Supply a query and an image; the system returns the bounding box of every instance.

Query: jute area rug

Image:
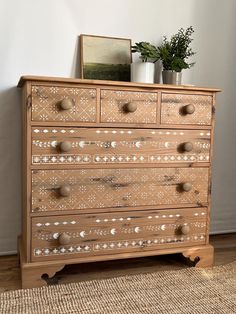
[0,262,235,314]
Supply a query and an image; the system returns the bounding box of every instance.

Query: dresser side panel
[21,82,32,262]
[206,92,217,243]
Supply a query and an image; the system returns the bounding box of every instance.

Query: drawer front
[32,127,211,165]
[31,167,209,212]
[31,85,97,122]
[100,89,158,124]
[31,207,207,261]
[161,93,213,125]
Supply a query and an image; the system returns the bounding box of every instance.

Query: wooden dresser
[18,76,220,288]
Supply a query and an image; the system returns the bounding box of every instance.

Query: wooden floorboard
[0,233,235,292]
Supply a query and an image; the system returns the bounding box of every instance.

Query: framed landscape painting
[80,35,132,81]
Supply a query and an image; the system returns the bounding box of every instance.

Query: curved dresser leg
[21,264,65,289]
[182,244,214,268]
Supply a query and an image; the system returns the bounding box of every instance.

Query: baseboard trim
[0,250,17,256]
[210,229,236,235]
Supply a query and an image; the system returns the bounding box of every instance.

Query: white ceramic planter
[131,62,155,84]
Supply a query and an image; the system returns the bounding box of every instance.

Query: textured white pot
[131,62,155,83]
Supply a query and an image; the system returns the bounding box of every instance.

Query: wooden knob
[180,225,190,235]
[59,185,71,197]
[60,99,73,110]
[183,104,195,114]
[59,141,72,152]
[123,102,137,113]
[182,142,193,152]
[58,232,71,245]
[182,182,192,192]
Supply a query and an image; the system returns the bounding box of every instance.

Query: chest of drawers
[18,76,220,288]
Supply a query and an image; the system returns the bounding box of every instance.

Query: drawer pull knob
[60,98,73,110]
[58,232,71,245]
[183,104,195,114]
[59,185,71,197]
[123,102,137,113]
[181,182,192,192]
[59,141,72,152]
[182,142,193,152]
[180,225,190,235]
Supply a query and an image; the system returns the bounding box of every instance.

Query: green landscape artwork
[80,35,131,81]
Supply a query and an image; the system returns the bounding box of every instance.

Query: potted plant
[157,26,195,85]
[131,42,159,83]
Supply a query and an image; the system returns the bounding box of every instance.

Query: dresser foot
[182,244,214,268]
[21,263,65,289]
[18,238,65,289]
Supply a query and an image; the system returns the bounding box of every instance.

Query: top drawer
[100,89,158,124]
[161,93,213,126]
[31,85,97,122]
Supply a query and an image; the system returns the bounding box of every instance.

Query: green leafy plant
[132,42,159,63]
[157,26,196,72]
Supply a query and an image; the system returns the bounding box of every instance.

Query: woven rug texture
[0,262,235,314]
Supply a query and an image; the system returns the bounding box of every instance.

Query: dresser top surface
[17,75,221,92]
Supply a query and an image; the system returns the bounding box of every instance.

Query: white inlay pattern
[101,90,157,123]
[94,235,206,252]
[31,168,209,212]
[161,94,212,125]
[31,86,96,122]
[35,220,77,227]
[33,234,206,257]
[33,128,78,134]
[32,127,211,165]
[34,212,205,228]
[33,128,211,137]
[95,217,132,223]
[32,155,91,164]
[32,153,210,165]
[34,245,91,256]
[94,212,205,224]
[96,130,133,134]
[34,220,206,241]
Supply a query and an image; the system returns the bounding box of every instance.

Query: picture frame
[80,34,132,82]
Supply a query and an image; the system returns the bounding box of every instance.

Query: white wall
[0,0,235,254]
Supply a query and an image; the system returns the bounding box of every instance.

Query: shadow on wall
[192,0,236,233]
[70,36,81,78]
[155,60,162,84]
[0,87,22,254]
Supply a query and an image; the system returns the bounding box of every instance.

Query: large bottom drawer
[31,207,208,261]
